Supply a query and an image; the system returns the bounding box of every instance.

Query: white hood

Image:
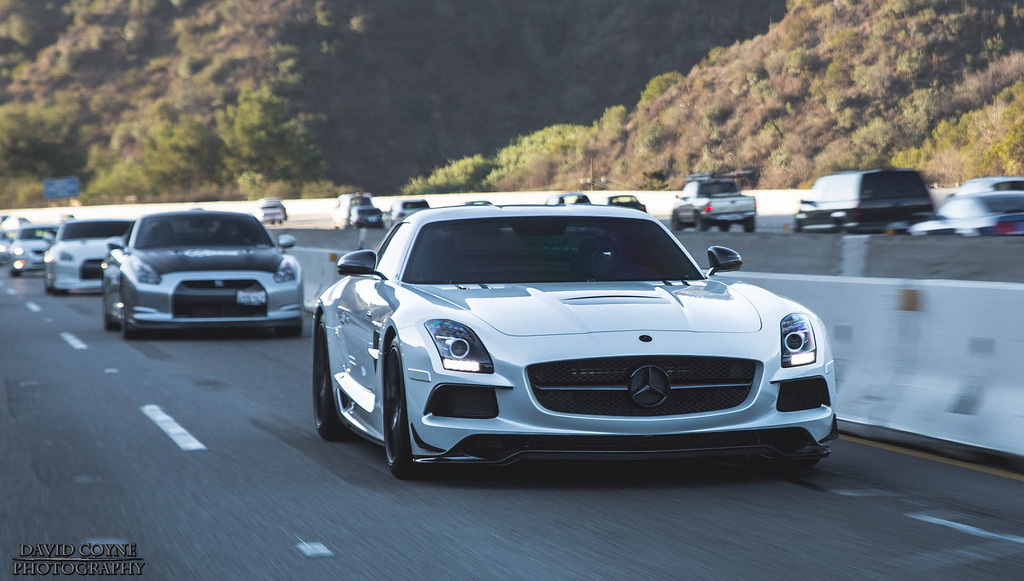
[412,280,763,336]
[51,238,111,260]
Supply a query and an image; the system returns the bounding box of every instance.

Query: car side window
[375,223,414,278]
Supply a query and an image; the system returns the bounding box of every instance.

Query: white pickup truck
[670,178,757,232]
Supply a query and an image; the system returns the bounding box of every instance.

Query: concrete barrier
[719,271,1024,464]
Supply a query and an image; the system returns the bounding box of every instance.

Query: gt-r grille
[172,281,267,318]
[527,356,756,417]
[80,259,104,280]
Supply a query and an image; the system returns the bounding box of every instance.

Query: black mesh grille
[528,356,756,417]
[172,281,267,318]
[776,377,830,412]
[79,259,103,280]
[180,279,259,289]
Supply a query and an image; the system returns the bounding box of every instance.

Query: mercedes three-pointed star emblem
[628,365,671,407]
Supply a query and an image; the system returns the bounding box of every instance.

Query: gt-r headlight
[781,313,816,367]
[13,247,24,256]
[273,255,298,283]
[44,251,56,263]
[425,319,494,373]
[127,261,161,285]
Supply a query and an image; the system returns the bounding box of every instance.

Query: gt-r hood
[134,247,282,274]
[411,280,762,336]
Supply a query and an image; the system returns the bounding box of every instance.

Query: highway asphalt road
[1,270,1022,580]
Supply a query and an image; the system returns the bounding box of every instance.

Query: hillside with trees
[409,0,1024,193]
[0,0,787,208]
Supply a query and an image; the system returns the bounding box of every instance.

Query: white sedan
[313,205,837,478]
[44,219,133,294]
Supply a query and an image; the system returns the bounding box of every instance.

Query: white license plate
[236,289,267,306]
[718,213,742,221]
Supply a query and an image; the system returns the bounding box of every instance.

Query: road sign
[43,176,81,200]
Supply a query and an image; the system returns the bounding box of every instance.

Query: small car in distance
[348,205,385,229]
[671,178,756,232]
[388,199,429,226]
[313,205,836,479]
[257,198,288,224]
[546,192,592,205]
[8,224,58,277]
[909,192,1024,236]
[605,194,647,212]
[953,176,1024,196]
[332,193,374,228]
[44,219,133,294]
[101,211,304,339]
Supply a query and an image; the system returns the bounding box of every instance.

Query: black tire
[670,215,682,231]
[743,217,756,233]
[697,216,710,232]
[43,276,53,294]
[119,289,139,340]
[793,219,803,233]
[757,455,821,472]
[313,324,353,441]
[717,223,730,232]
[10,269,21,277]
[383,345,420,479]
[52,287,68,296]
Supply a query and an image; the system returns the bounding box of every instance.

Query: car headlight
[13,247,24,256]
[273,255,298,282]
[127,261,161,285]
[44,251,55,263]
[781,313,816,367]
[425,319,494,373]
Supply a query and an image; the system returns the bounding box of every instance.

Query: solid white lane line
[906,513,1024,545]
[25,301,41,312]
[140,405,206,451]
[60,332,88,350]
[104,368,119,374]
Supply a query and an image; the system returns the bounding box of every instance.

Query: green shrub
[402,154,496,195]
[638,71,684,106]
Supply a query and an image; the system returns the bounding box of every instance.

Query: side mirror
[106,236,124,251]
[337,249,383,278]
[278,234,295,249]
[706,246,742,276]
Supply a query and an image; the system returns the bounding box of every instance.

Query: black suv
[795,169,935,233]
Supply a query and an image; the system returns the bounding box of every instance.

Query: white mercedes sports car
[313,205,836,478]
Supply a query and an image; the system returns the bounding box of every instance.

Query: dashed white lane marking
[5,288,15,295]
[43,317,54,323]
[140,405,206,451]
[296,540,333,558]
[104,368,119,374]
[60,332,88,350]
[18,380,40,387]
[907,513,1024,545]
[834,489,897,498]
[25,301,41,312]
[73,475,104,484]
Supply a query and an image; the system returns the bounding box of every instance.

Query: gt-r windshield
[402,217,703,284]
[135,214,273,249]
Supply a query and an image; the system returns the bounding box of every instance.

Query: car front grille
[527,356,756,417]
[80,259,104,280]
[172,281,267,318]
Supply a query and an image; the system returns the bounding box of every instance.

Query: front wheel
[102,292,119,331]
[9,268,21,277]
[313,324,353,441]
[119,289,139,340]
[383,345,420,479]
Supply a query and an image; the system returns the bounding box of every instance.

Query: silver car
[313,205,836,479]
[8,224,58,277]
[44,219,133,294]
[102,211,303,339]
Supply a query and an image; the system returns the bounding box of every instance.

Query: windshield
[699,181,740,197]
[135,214,273,249]
[60,220,132,240]
[403,217,702,284]
[992,180,1024,191]
[609,196,638,204]
[350,197,373,206]
[356,207,380,216]
[980,194,1024,214]
[18,227,57,240]
[861,170,929,199]
[403,200,429,210]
